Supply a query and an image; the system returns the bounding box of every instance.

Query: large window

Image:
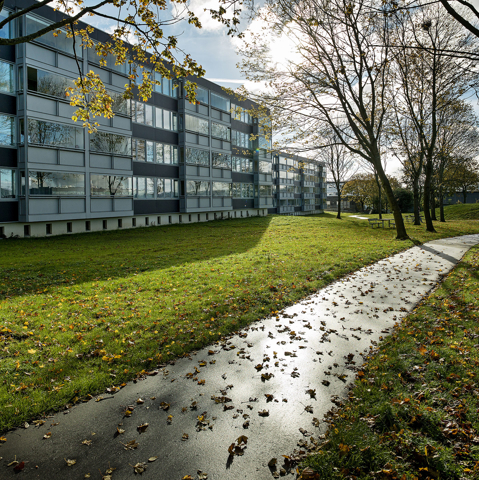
[27,67,73,99]
[195,86,209,104]
[232,156,253,173]
[28,119,84,149]
[231,104,253,124]
[0,61,13,93]
[108,90,129,115]
[90,174,132,196]
[87,43,127,74]
[26,15,82,57]
[212,182,232,196]
[132,101,177,131]
[134,177,155,198]
[212,152,231,169]
[232,130,252,150]
[153,72,178,98]
[132,139,178,164]
[211,93,230,112]
[156,178,178,198]
[231,183,254,198]
[0,169,15,198]
[90,131,130,155]
[259,185,272,196]
[186,180,210,196]
[185,147,209,166]
[212,122,230,141]
[184,114,208,135]
[0,9,11,39]
[0,114,15,146]
[27,171,84,196]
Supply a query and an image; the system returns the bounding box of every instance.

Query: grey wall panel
[113,198,133,211]
[0,148,17,167]
[211,109,221,120]
[113,157,132,171]
[112,116,131,130]
[212,198,223,207]
[61,198,86,213]
[225,198,232,207]
[0,45,14,63]
[58,102,77,118]
[29,198,59,215]
[0,201,18,222]
[185,102,196,112]
[221,112,231,122]
[58,54,78,73]
[186,165,197,176]
[0,93,16,115]
[199,166,209,177]
[60,150,84,167]
[133,199,179,214]
[212,169,222,178]
[133,163,179,178]
[198,105,208,116]
[29,147,57,165]
[198,135,209,146]
[211,138,222,149]
[232,172,254,182]
[199,198,210,208]
[90,154,112,169]
[111,73,127,88]
[233,199,254,209]
[187,198,199,208]
[27,95,56,115]
[90,67,109,83]
[96,116,110,127]
[185,132,198,144]
[151,92,177,111]
[91,198,113,212]
[26,44,55,65]
[131,124,178,145]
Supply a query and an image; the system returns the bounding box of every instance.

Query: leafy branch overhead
[0,0,250,130]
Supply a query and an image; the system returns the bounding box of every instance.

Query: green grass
[435,203,479,220]
[1,214,478,432]
[301,244,479,479]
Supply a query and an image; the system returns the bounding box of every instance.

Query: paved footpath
[2,234,479,480]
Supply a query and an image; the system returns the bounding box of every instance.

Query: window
[0,169,15,198]
[132,139,178,164]
[212,152,231,169]
[232,130,252,150]
[90,174,132,196]
[211,122,230,141]
[186,180,210,196]
[195,86,209,104]
[0,61,13,93]
[134,177,155,198]
[185,114,209,135]
[156,178,178,198]
[46,223,52,235]
[108,90,128,115]
[27,119,83,149]
[0,114,15,146]
[258,161,272,174]
[27,171,85,195]
[213,182,232,196]
[145,104,153,126]
[242,183,255,198]
[90,131,130,155]
[27,67,73,99]
[87,43,126,74]
[232,156,253,173]
[211,93,230,112]
[0,9,11,39]
[146,141,154,163]
[154,72,178,98]
[133,102,177,131]
[26,15,82,57]
[259,185,272,196]
[185,147,209,166]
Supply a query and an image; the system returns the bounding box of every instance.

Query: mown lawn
[0,212,478,432]
[301,243,479,480]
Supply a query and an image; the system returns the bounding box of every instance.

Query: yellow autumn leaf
[27,349,37,354]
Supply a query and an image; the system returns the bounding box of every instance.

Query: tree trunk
[423,158,436,233]
[413,176,421,225]
[430,189,437,221]
[373,153,408,240]
[337,192,342,219]
[439,187,445,222]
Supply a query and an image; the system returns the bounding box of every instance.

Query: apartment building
[0,1,325,238]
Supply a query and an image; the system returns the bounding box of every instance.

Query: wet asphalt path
[1,234,479,480]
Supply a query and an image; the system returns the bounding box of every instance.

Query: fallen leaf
[122,439,139,450]
[81,439,92,446]
[197,471,208,480]
[148,456,158,462]
[305,405,313,413]
[182,433,189,441]
[43,432,52,439]
[132,462,147,474]
[136,398,144,404]
[265,394,274,402]
[159,402,170,411]
[258,410,269,417]
[27,349,37,354]
[13,462,25,472]
[116,427,125,434]
[167,415,173,424]
[268,458,277,467]
[65,458,77,467]
[0,436,6,442]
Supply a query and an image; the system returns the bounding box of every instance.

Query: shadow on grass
[0,216,272,300]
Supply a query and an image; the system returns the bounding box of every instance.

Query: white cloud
[188,0,236,33]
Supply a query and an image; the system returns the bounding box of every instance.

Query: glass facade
[211,93,230,112]
[186,180,210,196]
[28,119,84,149]
[185,114,209,135]
[185,147,209,166]
[27,171,84,196]
[90,175,132,196]
[27,67,73,99]
[211,122,230,141]
[0,169,15,198]
[0,61,13,93]
[90,131,130,155]
[0,114,15,146]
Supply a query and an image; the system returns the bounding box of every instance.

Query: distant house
[325,181,359,213]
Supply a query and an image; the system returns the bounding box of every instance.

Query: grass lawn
[0,210,478,432]
[301,243,479,479]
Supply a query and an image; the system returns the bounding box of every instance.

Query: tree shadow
[0,216,272,301]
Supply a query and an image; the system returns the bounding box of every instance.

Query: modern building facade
[0,1,325,238]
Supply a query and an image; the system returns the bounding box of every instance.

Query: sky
[82,0,479,179]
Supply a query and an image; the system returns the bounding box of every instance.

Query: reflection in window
[232,183,254,198]
[258,160,272,174]
[212,182,232,196]
[0,114,15,146]
[185,114,208,135]
[259,185,272,196]
[195,86,209,104]
[185,147,209,166]
[27,67,73,99]
[0,169,15,198]
[87,44,127,74]
[156,178,178,198]
[26,15,82,57]
[28,171,84,196]
[153,72,178,98]
[28,119,83,149]
[90,131,130,155]
[232,130,252,150]
[211,93,230,112]
[212,152,231,169]
[145,104,153,126]
[108,90,128,115]
[134,177,155,198]
[0,9,11,39]
[132,138,178,164]
[232,156,253,173]
[186,180,210,196]
[90,174,132,196]
[0,61,13,93]
[146,141,154,162]
[211,122,230,141]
